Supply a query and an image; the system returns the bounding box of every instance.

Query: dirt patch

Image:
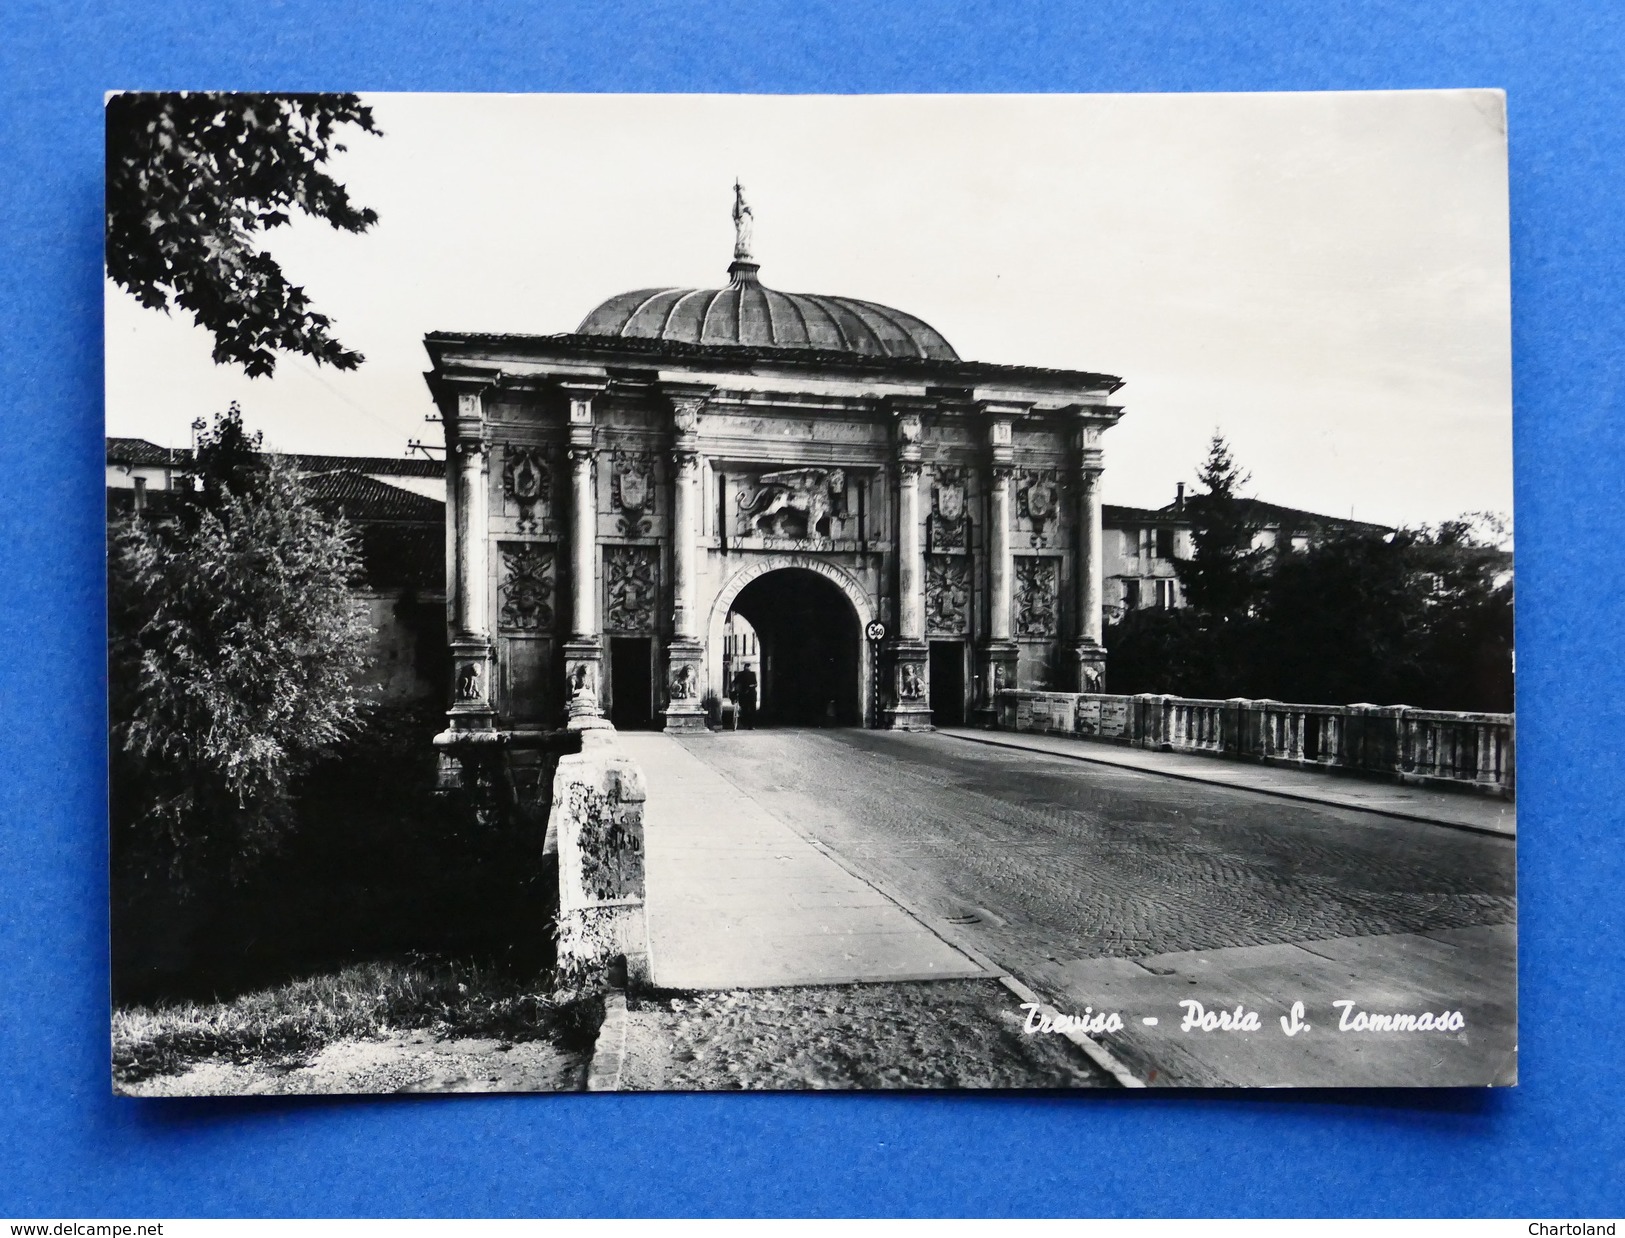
[118,1033,589,1096]
[617,979,1111,1090]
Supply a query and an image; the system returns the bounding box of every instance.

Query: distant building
[105,438,449,706]
[1104,485,1391,622]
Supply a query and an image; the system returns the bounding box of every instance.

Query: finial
[732,179,754,263]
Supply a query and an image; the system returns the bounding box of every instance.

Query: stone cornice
[423,330,1125,400]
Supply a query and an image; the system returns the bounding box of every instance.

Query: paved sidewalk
[937,728,1514,836]
[617,733,989,991]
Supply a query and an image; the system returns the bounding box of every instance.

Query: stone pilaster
[660,384,712,733]
[883,402,932,730]
[561,381,606,726]
[1068,420,1108,692]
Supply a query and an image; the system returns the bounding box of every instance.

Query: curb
[938,729,1515,839]
[585,989,628,1092]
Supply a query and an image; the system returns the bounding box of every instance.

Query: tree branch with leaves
[106,92,381,377]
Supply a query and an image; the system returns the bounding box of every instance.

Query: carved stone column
[661,384,712,733]
[433,388,497,790]
[447,390,495,733]
[884,402,932,730]
[1069,422,1108,692]
[976,409,1020,724]
[561,381,608,728]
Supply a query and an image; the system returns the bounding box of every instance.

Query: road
[678,727,1517,1086]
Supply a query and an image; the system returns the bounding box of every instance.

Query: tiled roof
[1103,503,1184,525]
[303,470,444,523]
[105,439,445,479]
[1106,498,1392,534]
[275,453,445,478]
[106,437,182,467]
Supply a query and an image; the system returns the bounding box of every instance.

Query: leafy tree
[106,92,380,377]
[110,407,370,888]
[1174,433,1269,617]
[1253,531,1430,707]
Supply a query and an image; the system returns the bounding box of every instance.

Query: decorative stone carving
[567,660,599,708]
[456,661,484,702]
[925,555,970,634]
[737,467,847,539]
[604,545,659,632]
[898,661,925,700]
[928,465,970,550]
[669,662,698,701]
[498,542,555,632]
[1019,469,1061,543]
[610,448,654,537]
[502,446,550,531]
[1014,556,1060,637]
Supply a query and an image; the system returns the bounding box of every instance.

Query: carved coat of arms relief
[604,544,659,632]
[925,556,971,635]
[928,465,970,550]
[1018,469,1062,545]
[498,542,556,632]
[1014,556,1060,638]
[501,446,551,532]
[610,449,655,537]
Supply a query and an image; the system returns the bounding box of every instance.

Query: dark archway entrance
[728,568,861,726]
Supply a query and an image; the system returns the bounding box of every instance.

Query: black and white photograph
[105,90,1515,1094]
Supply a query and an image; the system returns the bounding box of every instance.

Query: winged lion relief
[737,467,847,539]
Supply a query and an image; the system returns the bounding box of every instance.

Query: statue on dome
[732,179,754,262]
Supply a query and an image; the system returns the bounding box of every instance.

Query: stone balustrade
[994,690,1515,798]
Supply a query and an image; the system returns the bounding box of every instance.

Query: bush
[109,416,370,890]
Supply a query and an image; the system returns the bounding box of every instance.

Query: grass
[112,955,602,1085]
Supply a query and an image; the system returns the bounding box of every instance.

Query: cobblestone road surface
[681,729,1516,981]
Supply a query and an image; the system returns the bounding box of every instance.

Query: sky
[104,91,1512,528]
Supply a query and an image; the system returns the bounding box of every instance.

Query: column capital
[567,443,598,465]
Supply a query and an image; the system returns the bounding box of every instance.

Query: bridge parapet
[995,690,1514,799]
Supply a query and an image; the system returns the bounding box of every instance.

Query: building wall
[469,382,1095,726]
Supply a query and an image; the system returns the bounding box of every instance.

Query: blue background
[2,0,1621,1218]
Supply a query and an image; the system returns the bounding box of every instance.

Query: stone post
[552,727,650,992]
[661,384,712,733]
[976,408,1020,724]
[883,401,932,730]
[561,381,606,724]
[1068,418,1107,692]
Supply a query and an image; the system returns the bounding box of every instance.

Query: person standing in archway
[734,664,758,729]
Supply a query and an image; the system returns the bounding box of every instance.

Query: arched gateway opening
[724,568,863,727]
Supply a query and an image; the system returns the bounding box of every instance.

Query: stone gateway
[424,195,1124,749]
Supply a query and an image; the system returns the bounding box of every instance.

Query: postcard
[106,90,1514,1093]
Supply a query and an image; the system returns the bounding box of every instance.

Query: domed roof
[576,260,959,361]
